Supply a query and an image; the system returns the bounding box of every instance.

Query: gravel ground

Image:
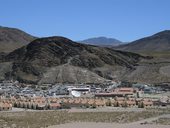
[48,122,170,128]
[49,114,170,128]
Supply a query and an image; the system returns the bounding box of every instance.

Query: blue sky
[0,0,170,42]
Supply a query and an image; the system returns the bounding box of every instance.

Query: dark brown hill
[0,26,36,53]
[0,36,144,84]
[114,30,170,52]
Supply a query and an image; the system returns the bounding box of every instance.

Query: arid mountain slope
[0,36,144,84]
[79,37,122,47]
[115,30,170,52]
[0,26,36,53]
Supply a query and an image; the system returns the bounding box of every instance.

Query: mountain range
[0,26,36,53]
[79,37,122,47]
[0,36,144,84]
[0,26,170,84]
[114,30,170,52]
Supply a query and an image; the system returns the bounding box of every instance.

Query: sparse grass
[146,107,170,114]
[139,51,170,58]
[0,109,166,128]
[68,111,162,123]
[0,111,68,128]
[153,118,170,125]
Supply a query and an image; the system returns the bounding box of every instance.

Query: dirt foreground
[48,122,169,128]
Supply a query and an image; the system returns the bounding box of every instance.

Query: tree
[106,99,111,106]
[138,102,145,108]
[122,101,128,108]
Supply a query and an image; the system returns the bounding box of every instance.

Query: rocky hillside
[0,36,144,84]
[0,26,36,53]
[79,37,122,47]
[114,30,170,52]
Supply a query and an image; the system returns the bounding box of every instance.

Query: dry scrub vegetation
[152,118,170,125]
[0,109,168,128]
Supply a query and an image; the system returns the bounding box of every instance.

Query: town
[0,80,170,111]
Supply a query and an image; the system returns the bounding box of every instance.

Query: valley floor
[49,114,170,128]
[0,107,170,128]
[48,122,169,128]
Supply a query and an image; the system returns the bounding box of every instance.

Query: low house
[126,100,136,107]
[81,99,89,107]
[138,99,153,108]
[48,103,61,110]
[115,100,124,107]
[95,88,135,98]
[94,99,105,107]
[69,99,82,107]
[87,99,96,107]
[0,102,12,111]
[36,103,47,110]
